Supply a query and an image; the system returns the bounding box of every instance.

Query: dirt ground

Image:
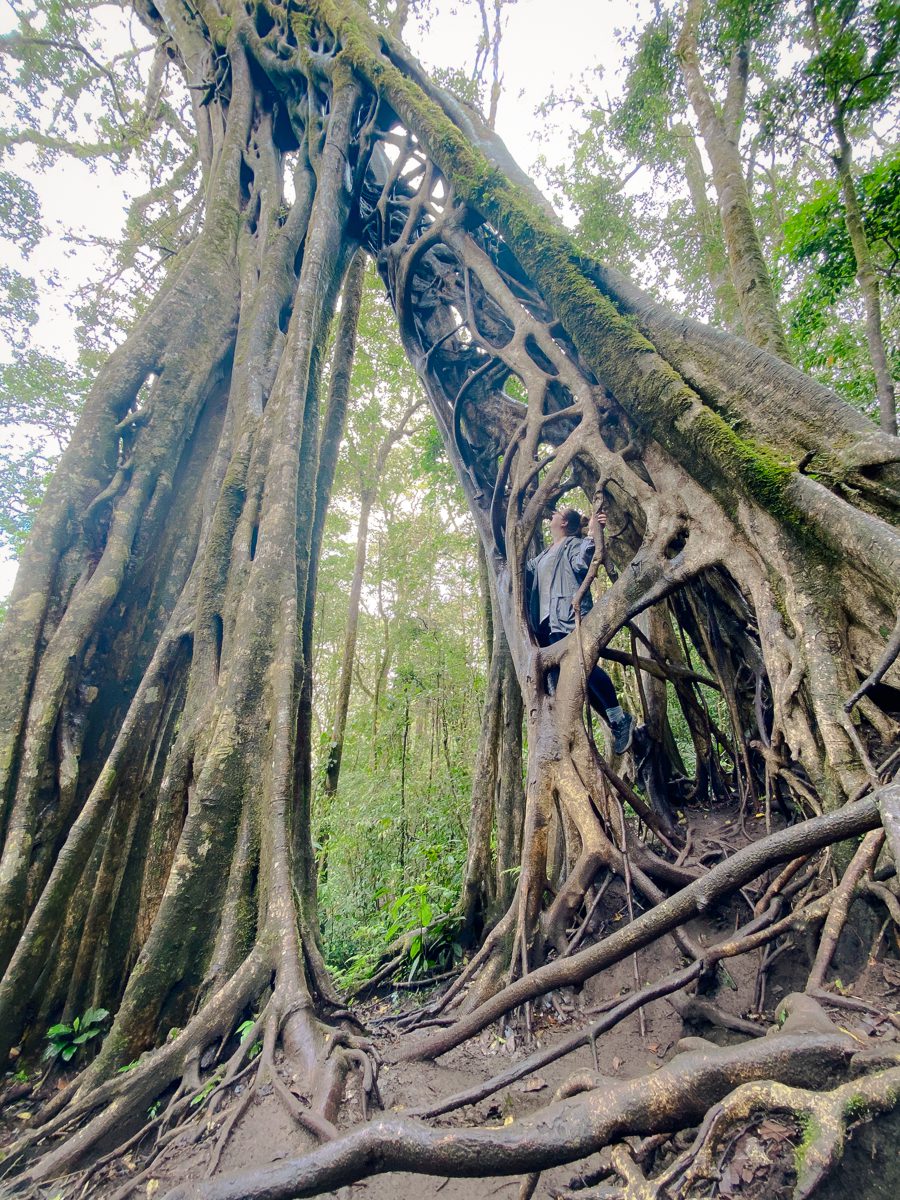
[3,810,900,1199]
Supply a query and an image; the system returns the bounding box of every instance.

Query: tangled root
[652,1064,900,1200]
[158,1026,867,1200]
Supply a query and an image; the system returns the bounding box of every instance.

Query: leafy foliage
[780,150,900,410]
[42,1007,109,1063]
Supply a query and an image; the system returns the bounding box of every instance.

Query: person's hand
[588,511,607,538]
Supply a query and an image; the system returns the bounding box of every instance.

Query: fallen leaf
[758,1119,793,1142]
[611,1056,623,1073]
[523,1077,547,1092]
[146,1182,159,1198]
[16,1111,31,1121]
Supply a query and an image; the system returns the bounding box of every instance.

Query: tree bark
[674,121,741,330]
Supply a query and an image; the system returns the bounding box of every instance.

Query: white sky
[0,0,648,596]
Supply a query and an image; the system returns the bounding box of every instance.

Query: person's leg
[586,665,617,712]
[538,620,562,693]
[587,664,634,754]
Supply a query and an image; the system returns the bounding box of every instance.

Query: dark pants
[537,618,617,713]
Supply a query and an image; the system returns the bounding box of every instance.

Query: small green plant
[236,1018,262,1059]
[117,1059,140,1074]
[190,1069,223,1107]
[43,1008,109,1063]
[147,1098,161,1119]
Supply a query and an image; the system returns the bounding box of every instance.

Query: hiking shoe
[610,712,635,755]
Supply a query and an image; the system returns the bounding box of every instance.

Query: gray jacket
[527,536,595,635]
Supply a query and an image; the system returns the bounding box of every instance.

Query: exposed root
[652,1063,900,1200]
[0,947,270,1186]
[157,1030,861,1200]
[400,793,885,1061]
[844,610,900,713]
[805,828,885,992]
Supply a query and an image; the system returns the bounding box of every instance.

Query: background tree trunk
[832,109,897,435]
[676,0,793,360]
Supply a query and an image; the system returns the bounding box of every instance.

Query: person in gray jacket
[527,506,635,753]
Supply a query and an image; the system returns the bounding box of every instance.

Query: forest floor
[3,809,900,1200]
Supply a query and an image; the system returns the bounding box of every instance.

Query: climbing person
[527,506,635,754]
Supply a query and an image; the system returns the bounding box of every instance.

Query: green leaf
[61,1046,77,1062]
[46,1024,72,1038]
[82,1007,109,1026]
[72,1029,101,1044]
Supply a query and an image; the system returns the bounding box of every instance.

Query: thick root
[159,1030,860,1199]
[653,1064,900,1200]
[400,793,885,1061]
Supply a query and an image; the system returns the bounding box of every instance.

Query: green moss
[207,13,233,46]
[290,12,314,44]
[794,1111,819,1175]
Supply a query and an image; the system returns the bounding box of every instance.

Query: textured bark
[674,121,741,330]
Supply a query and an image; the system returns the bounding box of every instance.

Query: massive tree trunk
[0,0,898,1192]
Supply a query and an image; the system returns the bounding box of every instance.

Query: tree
[675,0,793,358]
[760,0,900,433]
[0,0,898,1194]
[320,284,423,800]
[779,148,900,413]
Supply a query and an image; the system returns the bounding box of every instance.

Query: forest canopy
[0,2,898,1199]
